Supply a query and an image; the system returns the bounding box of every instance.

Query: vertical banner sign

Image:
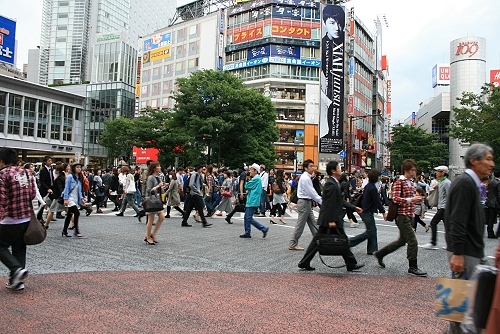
[0,16,16,65]
[319,4,345,154]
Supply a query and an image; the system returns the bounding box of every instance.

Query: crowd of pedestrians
[2,144,500,332]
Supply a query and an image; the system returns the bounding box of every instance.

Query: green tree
[99,117,136,164]
[448,85,500,165]
[171,69,278,168]
[386,124,449,173]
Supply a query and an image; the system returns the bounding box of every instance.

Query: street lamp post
[293,139,300,172]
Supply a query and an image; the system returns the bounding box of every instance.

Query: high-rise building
[39,0,176,86]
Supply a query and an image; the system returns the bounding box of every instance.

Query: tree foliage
[448,85,500,165]
[170,69,278,168]
[386,125,449,173]
[99,69,279,168]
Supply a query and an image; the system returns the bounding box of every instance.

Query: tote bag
[24,212,47,245]
[435,277,469,323]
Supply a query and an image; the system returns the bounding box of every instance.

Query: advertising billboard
[143,33,171,51]
[133,147,159,165]
[247,45,300,60]
[0,15,16,65]
[143,45,171,64]
[319,4,345,154]
[432,63,450,88]
[490,69,500,88]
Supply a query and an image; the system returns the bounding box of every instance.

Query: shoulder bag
[427,189,438,208]
[143,190,164,212]
[315,228,349,269]
[24,212,47,245]
[386,180,403,222]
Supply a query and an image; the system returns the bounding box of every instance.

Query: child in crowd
[412,187,429,232]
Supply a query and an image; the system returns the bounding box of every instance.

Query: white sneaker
[350,222,359,228]
[421,242,439,250]
[6,282,24,291]
[11,268,28,288]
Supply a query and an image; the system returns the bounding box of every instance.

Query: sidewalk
[0,271,447,334]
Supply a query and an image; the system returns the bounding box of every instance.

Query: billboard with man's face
[319,5,345,154]
[0,16,16,65]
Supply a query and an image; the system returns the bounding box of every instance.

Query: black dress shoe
[347,264,365,271]
[112,208,119,212]
[374,252,385,268]
[262,229,268,238]
[239,234,251,238]
[225,217,233,224]
[298,263,315,271]
[181,223,192,227]
[56,214,65,219]
[488,234,498,239]
[203,223,212,228]
[116,212,124,216]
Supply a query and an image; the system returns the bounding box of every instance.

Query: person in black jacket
[108,168,121,211]
[43,165,66,229]
[297,160,364,272]
[486,170,500,238]
[270,169,287,224]
[37,155,54,221]
[339,173,359,228]
[349,169,387,255]
[445,143,495,333]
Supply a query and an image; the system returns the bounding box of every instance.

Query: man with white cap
[421,165,451,250]
[240,163,269,238]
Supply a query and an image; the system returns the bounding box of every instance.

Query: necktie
[49,168,54,186]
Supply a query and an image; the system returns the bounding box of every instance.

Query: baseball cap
[250,163,260,172]
[434,165,449,173]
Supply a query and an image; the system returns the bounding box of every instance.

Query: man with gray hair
[445,143,495,334]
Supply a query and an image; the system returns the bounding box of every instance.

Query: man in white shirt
[258,165,269,217]
[289,159,323,251]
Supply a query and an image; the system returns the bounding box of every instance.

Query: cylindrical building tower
[449,36,486,175]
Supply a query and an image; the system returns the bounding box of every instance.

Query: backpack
[271,180,283,194]
[82,176,90,193]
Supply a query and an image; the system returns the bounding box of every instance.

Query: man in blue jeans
[240,163,269,238]
[0,148,34,291]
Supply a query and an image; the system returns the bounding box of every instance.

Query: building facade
[39,0,176,86]
[138,11,220,111]
[0,74,85,162]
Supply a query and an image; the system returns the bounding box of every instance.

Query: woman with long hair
[270,169,287,224]
[165,170,185,218]
[43,165,66,229]
[145,162,165,245]
[62,162,85,237]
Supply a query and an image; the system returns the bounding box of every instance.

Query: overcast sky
[2,0,500,123]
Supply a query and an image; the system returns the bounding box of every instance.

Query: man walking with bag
[445,143,494,334]
[0,148,35,291]
[374,159,427,277]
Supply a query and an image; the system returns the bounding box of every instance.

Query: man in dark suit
[37,155,54,221]
[298,160,364,272]
[486,170,500,238]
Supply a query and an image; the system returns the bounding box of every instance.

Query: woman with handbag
[116,166,144,221]
[270,169,287,224]
[165,171,185,218]
[144,162,166,245]
[215,171,234,217]
[62,162,85,237]
[298,160,364,272]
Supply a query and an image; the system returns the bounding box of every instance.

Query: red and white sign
[491,69,500,88]
[132,147,159,165]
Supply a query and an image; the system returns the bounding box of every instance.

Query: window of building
[163,80,171,94]
[55,61,65,66]
[177,28,187,42]
[151,83,159,96]
[175,61,185,72]
[141,85,149,97]
[142,69,151,82]
[51,103,62,140]
[62,105,73,141]
[58,13,68,18]
[38,100,49,138]
[7,94,21,135]
[59,1,69,6]
[162,97,169,108]
[56,37,66,43]
[189,24,198,37]
[23,97,36,137]
[57,25,67,30]
[0,91,6,133]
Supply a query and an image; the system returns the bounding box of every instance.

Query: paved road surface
[0,203,497,333]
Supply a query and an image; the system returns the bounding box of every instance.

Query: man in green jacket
[240,163,269,239]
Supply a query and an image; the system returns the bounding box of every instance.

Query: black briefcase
[316,228,349,256]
